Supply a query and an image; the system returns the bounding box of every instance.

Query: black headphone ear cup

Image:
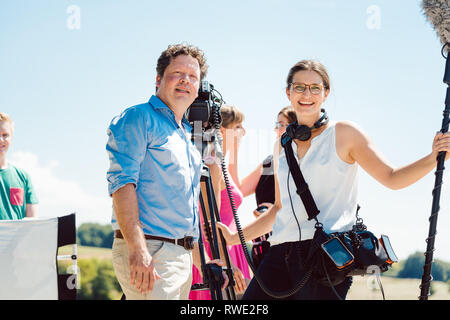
[286,123,295,139]
[295,125,311,141]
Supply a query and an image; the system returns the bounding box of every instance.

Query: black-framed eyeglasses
[290,82,324,95]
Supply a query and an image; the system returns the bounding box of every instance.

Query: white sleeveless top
[270,121,358,246]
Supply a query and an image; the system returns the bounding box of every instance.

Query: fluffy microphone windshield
[422,0,450,52]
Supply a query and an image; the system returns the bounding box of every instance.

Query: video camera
[186,81,223,128]
[185,81,224,155]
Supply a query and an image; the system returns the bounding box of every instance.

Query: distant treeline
[396,251,450,282]
[77,223,114,248]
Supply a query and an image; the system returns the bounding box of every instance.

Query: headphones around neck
[286,109,329,141]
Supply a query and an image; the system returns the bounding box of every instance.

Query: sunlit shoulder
[335,120,372,165]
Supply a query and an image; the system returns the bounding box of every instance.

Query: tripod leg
[198,176,223,300]
[202,170,237,300]
[198,189,216,258]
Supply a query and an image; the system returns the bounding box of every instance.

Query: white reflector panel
[0,217,58,300]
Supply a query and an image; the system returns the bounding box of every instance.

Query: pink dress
[189,177,251,300]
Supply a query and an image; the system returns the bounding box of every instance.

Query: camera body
[186,81,224,156]
[185,81,223,130]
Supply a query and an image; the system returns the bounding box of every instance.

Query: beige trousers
[112,238,193,300]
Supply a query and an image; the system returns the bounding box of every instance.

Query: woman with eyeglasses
[216,59,450,300]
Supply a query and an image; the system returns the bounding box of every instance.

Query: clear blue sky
[1,0,449,263]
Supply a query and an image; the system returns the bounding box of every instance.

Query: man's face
[156,54,201,112]
[0,121,12,156]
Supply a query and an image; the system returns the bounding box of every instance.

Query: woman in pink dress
[189,105,250,300]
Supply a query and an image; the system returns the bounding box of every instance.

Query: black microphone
[422,0,450,83]
[422,0,450,51]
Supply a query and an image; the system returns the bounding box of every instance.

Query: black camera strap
[281,133,320,221]
[282,133,346,299]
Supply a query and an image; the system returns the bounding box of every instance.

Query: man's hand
[128,247,161,295]
[112,184,162,295]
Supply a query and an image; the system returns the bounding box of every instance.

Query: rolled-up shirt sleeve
[106,106,148,196]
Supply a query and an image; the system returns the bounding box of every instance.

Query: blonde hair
[0,112,14,133]
[220,105,245,128]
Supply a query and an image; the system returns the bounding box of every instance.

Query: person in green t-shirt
[0,112,38,220]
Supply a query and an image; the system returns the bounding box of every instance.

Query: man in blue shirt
[107,44,226,299]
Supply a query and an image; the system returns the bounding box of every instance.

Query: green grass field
[58,244,112,260]
[346,258,450,300]
[347,276,450,300]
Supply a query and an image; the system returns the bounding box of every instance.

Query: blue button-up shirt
[106,95,203,240]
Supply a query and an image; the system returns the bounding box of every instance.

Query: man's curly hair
[156,43,208,80]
